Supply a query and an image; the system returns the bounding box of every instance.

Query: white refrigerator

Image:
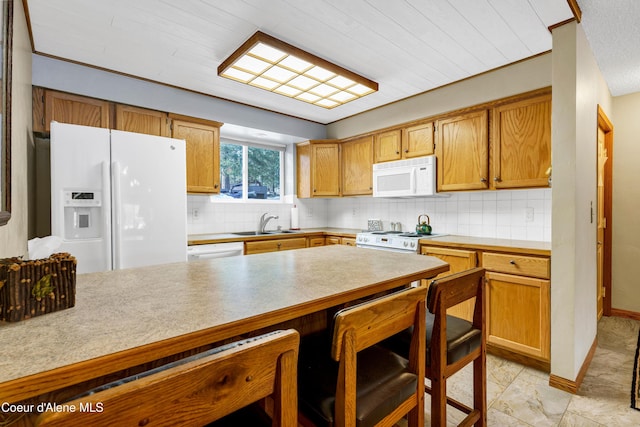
[50,122,187,274]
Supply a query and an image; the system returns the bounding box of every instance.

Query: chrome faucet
[258,212,279,233]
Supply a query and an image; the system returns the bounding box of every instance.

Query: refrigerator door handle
[112,161,123,270]
[102,161,112,269]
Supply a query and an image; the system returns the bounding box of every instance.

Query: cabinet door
[296,143,312,198]
[116,104,170,137]
[311,143,340,196]
[374,130,402,163]
[325,236,341,245]
[341,136,373,196]
[485,271,550,362]
[492,94,551,189]
[436,110,489,191]
[402,122,434,158]
[341,237,357,247]
[308,237,325,247]
[171,119,221,194]
[44,90,110,131]
[245,237,307,255]
[421,246,478,320]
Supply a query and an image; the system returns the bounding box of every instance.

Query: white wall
[326,53,551,139]
[325,189,550,241]
[0,1,32,258]
[187,189,551,242]
[611,93,640,312]
[31,55,326,142]
[550,21,612,381]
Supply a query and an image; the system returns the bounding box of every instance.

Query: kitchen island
[0,245,447,422]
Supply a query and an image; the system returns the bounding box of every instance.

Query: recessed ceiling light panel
[218,31,378,109]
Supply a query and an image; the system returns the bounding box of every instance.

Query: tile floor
[419,316,640,426]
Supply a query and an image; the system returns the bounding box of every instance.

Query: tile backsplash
[188,188,551,242]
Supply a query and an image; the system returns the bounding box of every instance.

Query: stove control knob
[403,241,408,247]
[410,241,416,248]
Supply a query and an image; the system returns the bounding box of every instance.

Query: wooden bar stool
[36,329,300,427]
[384,267,486,426]
[297,286,427,427]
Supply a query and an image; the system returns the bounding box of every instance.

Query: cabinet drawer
[308,237,325,247]
[482,252,550,279]
[245,237,307,255]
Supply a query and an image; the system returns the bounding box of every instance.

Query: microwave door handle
[410,167,417,194]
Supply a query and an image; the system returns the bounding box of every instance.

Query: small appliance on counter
[415,214,432,235]
[367,219,383,231]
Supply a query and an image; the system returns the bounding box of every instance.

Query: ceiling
[578,0,640,97]
[24,1,594,125]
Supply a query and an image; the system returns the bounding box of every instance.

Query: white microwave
[373,155,436,197]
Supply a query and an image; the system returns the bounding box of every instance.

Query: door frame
[597,105,613,316]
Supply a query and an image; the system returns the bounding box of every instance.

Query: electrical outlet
[352,208,358,217]
[525,207,534,222]
[306,207,313,218]
[192,208,200,221]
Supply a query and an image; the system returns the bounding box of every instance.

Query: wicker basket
[0,253,76,322]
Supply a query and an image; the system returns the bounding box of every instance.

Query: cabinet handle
[404,149,409,153]
[396,151,400,155]
[509,260,516,265]
[494,177,501,182]
[313,189,316,192]
[480,178,487,183]
[214,184,219,189]
[277,243,282,250]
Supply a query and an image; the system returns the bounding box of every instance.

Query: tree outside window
[217,141,282,200]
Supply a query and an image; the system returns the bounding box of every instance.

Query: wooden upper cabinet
[115,104,170,137]
[39,90,110,131]
[374,130,402,163]
[491,93,551,189]
[170,115,222,194]
[296,140,340,198]
[436,110,489,192]
[312,143,340,196]
[341,136,373,196]
[402,122,434,158]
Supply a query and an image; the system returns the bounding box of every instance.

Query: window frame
[217,138,285,203]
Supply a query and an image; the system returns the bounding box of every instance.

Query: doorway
[597,105,613,318]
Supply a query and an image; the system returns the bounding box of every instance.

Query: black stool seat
[298,334,418,427]
[385,313,481,366]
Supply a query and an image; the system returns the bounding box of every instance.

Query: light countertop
[188,227,362,245]
[0,245,448,403]
[420,235,551,255]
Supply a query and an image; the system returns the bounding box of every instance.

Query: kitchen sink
[231,230,298,236]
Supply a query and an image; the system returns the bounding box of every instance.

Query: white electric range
[355,231,447,254]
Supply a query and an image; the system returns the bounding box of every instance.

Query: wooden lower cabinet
[420,246,477,320]
[485,271,550,364]
[341,237,357,247]
[325,236,341,245]
[244,237,307,255]
[421,242,551,369]
[308,237,325,247]
[325,236,356,246]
